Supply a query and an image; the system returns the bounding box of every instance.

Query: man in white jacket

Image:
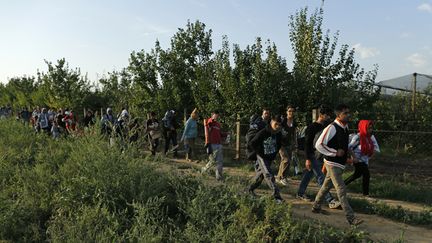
[311,104,363,226]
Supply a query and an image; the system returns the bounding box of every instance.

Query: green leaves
[0,14,382,122]
[289,7,379,111]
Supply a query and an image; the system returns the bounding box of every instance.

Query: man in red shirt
[201,110,227,181]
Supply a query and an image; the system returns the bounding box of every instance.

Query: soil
[160,156,432,243]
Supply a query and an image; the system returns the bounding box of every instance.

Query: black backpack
[246,128,259,161]
[246,115,267,161]
[313,128,325,160]
[312,122,336,160]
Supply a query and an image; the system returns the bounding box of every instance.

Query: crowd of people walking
[7,102,380,226]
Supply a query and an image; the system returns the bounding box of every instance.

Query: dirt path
[165,157,432,242]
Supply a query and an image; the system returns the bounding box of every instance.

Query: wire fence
[186,118,432,163]
[3,107,432,180]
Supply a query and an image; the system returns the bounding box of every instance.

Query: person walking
[247,115,284,203]
[344,120,380,197]
[181,108,199,162]
[312,104,363,226]
[37,108,50,133]
[147,111,161,156]
[276,105,300,186]
[295,105,341,209]
[162,110,179,157]
[201,110,227,181]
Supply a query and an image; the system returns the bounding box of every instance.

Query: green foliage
[0,10,382,124]
[289,7,380,111]
[37,58,91,110]
[0,119,367,242]
[345,173,432,205]
[350,198,432,227]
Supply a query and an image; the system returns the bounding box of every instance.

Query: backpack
[246,128,259,161]
[245,115,264,161]
[296,126,307,151]
[313,129,325,160]
[313,122,335,160]
[349,133,360,150]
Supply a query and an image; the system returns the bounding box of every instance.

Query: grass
[349,198,432,227]
[342,172,432,205]
[204,155,432,228]
[227,152,432,206]
[0,119,369,242]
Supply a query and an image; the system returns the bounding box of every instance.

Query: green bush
[0,119,367,242]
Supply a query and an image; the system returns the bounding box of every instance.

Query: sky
[1,0,432,84]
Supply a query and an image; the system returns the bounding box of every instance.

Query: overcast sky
[1,0,431,83]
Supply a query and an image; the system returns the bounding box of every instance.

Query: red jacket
[205,118,223,145]
[63,113,76,131]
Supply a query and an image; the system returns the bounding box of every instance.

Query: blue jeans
[297,156,333,203]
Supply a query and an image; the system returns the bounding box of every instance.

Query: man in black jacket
[296,105,340,209]
[276,105,300,186]
[248,115,284,203]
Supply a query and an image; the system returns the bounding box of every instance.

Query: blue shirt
[182,118,198,140]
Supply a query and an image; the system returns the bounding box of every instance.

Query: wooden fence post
[235,114,241,160]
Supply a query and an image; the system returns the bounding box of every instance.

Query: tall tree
[37,58,90,110]
[289,7,379,111]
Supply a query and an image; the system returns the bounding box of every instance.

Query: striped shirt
[315,119,348,169]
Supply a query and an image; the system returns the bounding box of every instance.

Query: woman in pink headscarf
[344,120,380,197]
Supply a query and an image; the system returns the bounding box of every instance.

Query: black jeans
[344,162,370,195]
[249,155,281,199]
[150,137,159,155]
[164,130,178,156]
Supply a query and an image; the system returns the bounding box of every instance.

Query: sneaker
[274,195,284,204]
[166,145,179,154]
[276,178,289,186]
[312,206,322,213]
[348,217,364,226]
[275,198,284,204]
[296,194,312,202]
[200,167,207,174]
[247,189,258,197]
[328,199,341,209]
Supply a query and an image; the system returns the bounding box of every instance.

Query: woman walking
[344,120,380,197]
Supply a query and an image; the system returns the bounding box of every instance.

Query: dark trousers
[249,155,281,199]
[150,137,159,155]
[164,130,178,156]
[344,162,370,196]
